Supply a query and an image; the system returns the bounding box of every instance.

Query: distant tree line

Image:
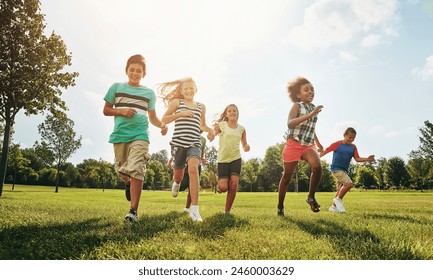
[2,120,432,192]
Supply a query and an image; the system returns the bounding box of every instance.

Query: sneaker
[328,205,338,213]
[171,181,180,197]
[183,208,190,213]
[125,208,138,222]
[306,197,321,213]
[277,208,284,216]
[190,211,203,222]
[333,197,346,213]
[125,183,131,201]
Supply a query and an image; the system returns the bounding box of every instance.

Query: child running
[214,104,250,213]
[167,135,207,213]
[277,77,324,216]
[320,127,375,213]
[159,77,214,222]
[103,54,167,222]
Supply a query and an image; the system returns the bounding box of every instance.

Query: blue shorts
[171,145,202,170]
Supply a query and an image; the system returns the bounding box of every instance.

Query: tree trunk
[0,118,13,197]
[55,158,60,193]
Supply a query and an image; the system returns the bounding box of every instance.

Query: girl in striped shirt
[159,77,214,222]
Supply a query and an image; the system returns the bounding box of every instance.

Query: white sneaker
[328,205,338,212]
[332,197,346,213]
[190,211,203,222]
[183,208,190,213]
[171,181,180,197]
[125,209,138,222]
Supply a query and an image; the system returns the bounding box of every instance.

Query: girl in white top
[214,104,250,213]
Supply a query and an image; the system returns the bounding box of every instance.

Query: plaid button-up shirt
[285,102,318,146]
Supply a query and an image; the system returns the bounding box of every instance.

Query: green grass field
[1,185,432,260]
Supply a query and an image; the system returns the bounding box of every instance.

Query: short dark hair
[125,54,146,74]
[344,127,357,135]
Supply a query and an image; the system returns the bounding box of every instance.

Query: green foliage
[406,156,433,190]
[0,0,78,195]
[416,120,433,159]
[257,143,284,192]
[1,186,432,260]
[384,157,410,189]
[354,164,377,189]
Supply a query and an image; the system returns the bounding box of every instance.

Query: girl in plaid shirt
[277,77,324,216]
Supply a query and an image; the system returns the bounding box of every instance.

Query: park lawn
[0,185,432,260]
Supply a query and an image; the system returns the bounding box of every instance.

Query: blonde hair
[157,77,196,106]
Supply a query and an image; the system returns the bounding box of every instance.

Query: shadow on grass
[121,211,185,240]
[0,218,113,260]
[192,213,249,239]
[283,217,422,260]
[361,213,423,224]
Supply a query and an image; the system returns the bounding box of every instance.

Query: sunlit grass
[0,185,432,260]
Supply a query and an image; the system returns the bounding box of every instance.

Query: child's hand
[368,155,375,162]
[160,123,168,135]
[207,130,215,142]
[243,144,250,152]
[311,105,323,116]
[120,108,136,118]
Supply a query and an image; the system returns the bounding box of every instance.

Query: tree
[150,149,169,166]
[406,155,433,190]
[38,112,81,192]
[415,120,433,159]
[6,142,30,189]
[374,157,387,189]
[239,158,261,192]
[257,143,284,192]
[0,0,78,196]
[354,164,377,189]
[384,157,410,189]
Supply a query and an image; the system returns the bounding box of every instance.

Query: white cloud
[287,0,399,51]
[340,51,359,62]
[361,34,382,47]
[412,55,433,80]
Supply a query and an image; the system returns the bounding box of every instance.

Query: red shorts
[282,139,316,162]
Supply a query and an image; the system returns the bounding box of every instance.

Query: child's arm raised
[287,104,323,129]
[161,99,194,125]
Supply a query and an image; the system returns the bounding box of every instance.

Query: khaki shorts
[113,140,150,181]
[332,170,353,186]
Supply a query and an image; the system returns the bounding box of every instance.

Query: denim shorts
[171,145,202,170]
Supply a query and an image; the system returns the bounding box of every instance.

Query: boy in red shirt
[320,127,375,213]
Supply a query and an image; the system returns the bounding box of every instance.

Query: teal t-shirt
[104,82,156,143]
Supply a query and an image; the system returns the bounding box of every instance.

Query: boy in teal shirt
[103,54,167,222]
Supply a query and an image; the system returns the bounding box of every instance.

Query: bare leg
[277,161,298,210]
[301,149,322,200]
[187,158,200,205]
[130,177,143,211]
[225,175,239,212]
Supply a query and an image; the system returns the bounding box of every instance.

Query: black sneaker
[278,208,284,216]
[125,182,131,201]
[125,208,138,222]
[306,198,321,213]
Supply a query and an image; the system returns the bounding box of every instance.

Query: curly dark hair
[287,77,311,103]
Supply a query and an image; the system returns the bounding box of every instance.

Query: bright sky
[13,0,433,165]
